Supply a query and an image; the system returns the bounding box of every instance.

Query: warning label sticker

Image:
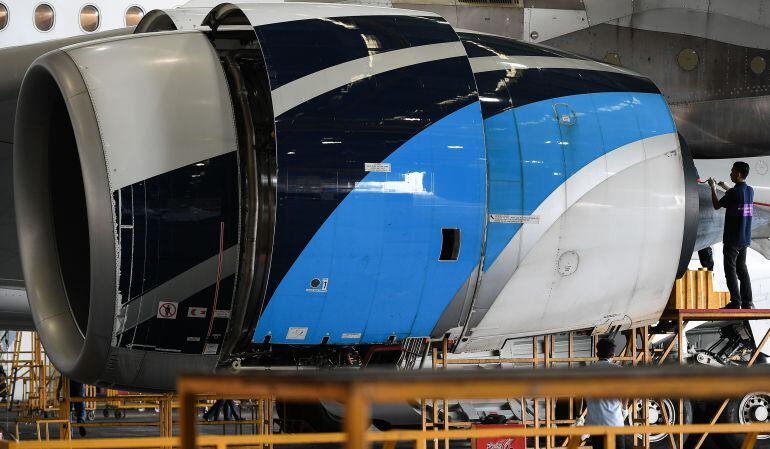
[341,333,362,339]
[489,214,540,224]
[203,344,219,355]
[364,162,391,173]
[157,302,178,319]
[213,310,231,319]
[286,327,308,340]
[306,278,329,293]
[187,307,207,318]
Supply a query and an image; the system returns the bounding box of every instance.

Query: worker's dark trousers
[69,381,86,422]
[589,435,626,449]
[723,244,753,307]
[698,247,714,270]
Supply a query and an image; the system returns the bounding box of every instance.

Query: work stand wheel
[713,395,770,449]
[634,398,692,449]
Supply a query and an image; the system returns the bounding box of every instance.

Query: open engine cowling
[12,2,693,389]
[14,30,258,389]
[14,3,486,389]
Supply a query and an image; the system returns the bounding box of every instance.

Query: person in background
[56,376,87,437]
[70,380,87,437]
[708,161,755,309]
[585,338,627,449]
[204,399,241,421]
[0,365,7,402]
[698,247,714,271]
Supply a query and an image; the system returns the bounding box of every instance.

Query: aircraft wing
[0,287,33,330]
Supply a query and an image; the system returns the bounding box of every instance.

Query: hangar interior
[2,0,770,448]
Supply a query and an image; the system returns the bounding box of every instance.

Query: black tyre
[114,409,125,419]
[633,399,692,449]
[102,409,109,418]
[691,399,712,422]
[276,401,341,433]
[86,410,95,421]
[713,394,770,449]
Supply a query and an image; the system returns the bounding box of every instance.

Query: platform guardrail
[176,365,770,449]
[2,365,770,448]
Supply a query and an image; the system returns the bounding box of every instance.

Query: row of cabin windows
[0,4,146,32]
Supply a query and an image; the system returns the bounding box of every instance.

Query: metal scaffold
[0,332,59,420]
[0,331,274,442]
[418,268,770,449]
[0,268,768,448]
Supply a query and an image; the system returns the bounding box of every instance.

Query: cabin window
[79,5,99,32]
[125,5,144,26]
[34,3,54,32]
[0,4,8,31]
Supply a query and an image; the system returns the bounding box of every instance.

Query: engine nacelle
[12,2,689,389]
[15,30,244,389]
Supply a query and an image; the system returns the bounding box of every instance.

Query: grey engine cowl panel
[14,30,239,390]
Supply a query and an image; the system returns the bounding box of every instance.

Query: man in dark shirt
[708,161,754,309]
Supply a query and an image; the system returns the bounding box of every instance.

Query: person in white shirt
[585,338,628,449]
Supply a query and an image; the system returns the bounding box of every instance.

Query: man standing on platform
[708,161,755,309]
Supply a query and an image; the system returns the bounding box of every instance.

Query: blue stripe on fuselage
[254,102,486,345]
[483,91,676,270]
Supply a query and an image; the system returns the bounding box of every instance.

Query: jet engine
[14,30,252,389]
[10,3,691,389]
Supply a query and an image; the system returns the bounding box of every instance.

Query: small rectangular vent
[439,228,461,261]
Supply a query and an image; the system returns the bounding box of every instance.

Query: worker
[585,338,627,449]
[57,376,87,437]
[204,399,241,421]
[0,365,6,402]
[70,380,87,437]
[708,161,754,309]
[698,247,714,271]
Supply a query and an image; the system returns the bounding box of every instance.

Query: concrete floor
[0,408,259,440]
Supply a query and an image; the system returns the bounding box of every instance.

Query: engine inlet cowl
[14,31,243,390]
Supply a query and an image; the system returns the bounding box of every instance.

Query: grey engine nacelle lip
[14,48,115,383]
[13,29,238,390]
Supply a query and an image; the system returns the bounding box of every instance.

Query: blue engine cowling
[11,2,690,390]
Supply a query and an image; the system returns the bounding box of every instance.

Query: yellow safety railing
[2,365,770,449]
[5,424,770,449]
[175,365,770,449]
[3,424,770,449]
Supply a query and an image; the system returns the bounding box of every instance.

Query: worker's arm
[708,178,722,210]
